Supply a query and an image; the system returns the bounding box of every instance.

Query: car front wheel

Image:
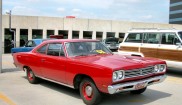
[79,78,101,105]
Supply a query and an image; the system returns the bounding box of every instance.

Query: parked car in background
[13,39,166,105]
[118,29,182,69]
[49,35,63,39]
[11,39,49,53]
[11,34,64,53]
[102,37,120,51]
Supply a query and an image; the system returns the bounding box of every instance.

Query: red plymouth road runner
[13,39,166,105]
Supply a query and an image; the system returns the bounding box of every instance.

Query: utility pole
[0,0,2,73]
[6,10,16,48]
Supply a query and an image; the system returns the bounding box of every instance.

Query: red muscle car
[13,39,166,105]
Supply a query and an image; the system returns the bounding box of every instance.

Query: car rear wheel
[130,87,147,94]
[79,78,101,105]
[25,67,39,84]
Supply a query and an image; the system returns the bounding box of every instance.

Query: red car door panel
[40,55,66,83]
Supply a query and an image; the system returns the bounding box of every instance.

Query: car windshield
[178,32,182,40]
[65,41,112,57]
[105,38,119,44]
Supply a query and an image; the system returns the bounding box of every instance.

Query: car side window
[161,33,180,45]
[25,41,36,47]
[143,33,160,44]
[47,43,65,57]
[125,33,143,43]
[37,44,47,54]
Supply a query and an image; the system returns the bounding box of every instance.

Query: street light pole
[6,10,16,48]
[9,10,12,31]
[0,0,2,73]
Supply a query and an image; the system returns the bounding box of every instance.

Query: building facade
[2,15,182,53]
[170,0,182,24]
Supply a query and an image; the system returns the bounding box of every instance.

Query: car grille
[125,66,154,78]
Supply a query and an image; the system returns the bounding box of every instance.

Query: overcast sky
[3,0,169,23]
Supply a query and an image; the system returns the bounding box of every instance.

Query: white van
[118,29,182,69]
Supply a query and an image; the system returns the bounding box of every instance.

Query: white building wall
[68,30,72,39]
[88,19,112,31]
[16,28,20,47]
[28,28,32,40]
[172,24,182,29]
[2,15,182,53]
[92,31,96,40]
[72,18,89,30]
[153,23,173,29]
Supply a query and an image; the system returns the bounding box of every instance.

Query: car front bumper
[108,75,166,94]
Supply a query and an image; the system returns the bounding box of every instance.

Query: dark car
[102,37,119,51]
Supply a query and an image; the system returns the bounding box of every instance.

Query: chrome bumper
[108,75,166,94]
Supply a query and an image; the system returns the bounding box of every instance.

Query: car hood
[11,47,34,53]
[72,54,164,71]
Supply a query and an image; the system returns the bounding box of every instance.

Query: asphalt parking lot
[1,54,182,105]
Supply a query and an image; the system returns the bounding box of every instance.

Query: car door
[30,44,48,77]
[140,33,160,58]
[40,43,67,83]
[157,32,182,61]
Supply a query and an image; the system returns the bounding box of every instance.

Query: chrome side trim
[108,75,166,94]
[36,75,74,89]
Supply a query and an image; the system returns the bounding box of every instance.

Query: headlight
[154,65,159,72]
[154,64,166,73]
[112,70,124,82]
[159,64,166,72]
[113,72,117,81]
[118,71,123,79]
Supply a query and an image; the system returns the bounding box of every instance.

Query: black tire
[79,78,101,105]
[130,87,147,94]
[25,67,39,84]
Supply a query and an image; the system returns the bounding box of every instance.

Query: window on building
[20,29,28,47]
[96,32,103,41]
[72,31,79,39]
[83,31,92,39]
[32,29,43,39]
[4,28,16,53]
[47,30,55,38]
[107,32,115,38]
[119,33,125,42]
[58,30,68,39]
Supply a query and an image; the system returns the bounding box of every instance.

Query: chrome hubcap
[85,86,93,96]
